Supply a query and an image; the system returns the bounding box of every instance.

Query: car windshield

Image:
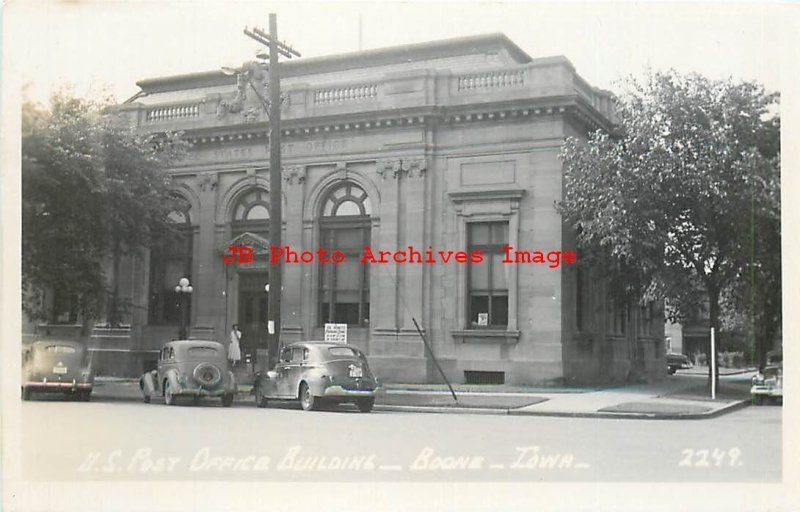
[328,347,360,358]
[188,347,218,358]
[44,345,77,354]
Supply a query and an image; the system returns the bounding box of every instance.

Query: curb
[374,404,511,415]
[508,398,750,420]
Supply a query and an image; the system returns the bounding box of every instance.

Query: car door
[275,347,294,398]
[286,347,307,398]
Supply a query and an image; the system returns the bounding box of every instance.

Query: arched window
[149,196,193,325]
[231,188,269,239]
[318,182,372,326]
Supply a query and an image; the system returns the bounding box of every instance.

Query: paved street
[20,393,780,482]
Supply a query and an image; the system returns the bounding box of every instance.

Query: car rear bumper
[173,387,237,397]
[323,385,381,398]
[24,381,92,391]
[750,386,783,397]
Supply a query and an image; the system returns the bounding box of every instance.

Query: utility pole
[244,14,300,370]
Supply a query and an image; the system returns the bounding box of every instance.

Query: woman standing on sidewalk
[228,324,242,368]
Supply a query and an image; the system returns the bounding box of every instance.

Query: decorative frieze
[198,172,218,192]
[402,157,427,179]
[376,158,402,180]
[282,165,306,185]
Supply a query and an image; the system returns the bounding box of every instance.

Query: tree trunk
[108,230,121,328]
[707,285,721,389]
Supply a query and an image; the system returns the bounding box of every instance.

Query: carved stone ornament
[335,161,347,180]
[376,158,402,180]
[402,157,427,178]
[242,107,261,123]
[198,172,219,192]
[282,165,306,185]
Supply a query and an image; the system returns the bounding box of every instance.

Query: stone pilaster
[400,157,427,329]
[282,165,306,337]
[192,172,221,336]
[373,158,402,331]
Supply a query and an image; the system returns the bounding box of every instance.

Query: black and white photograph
[1,1,798,511]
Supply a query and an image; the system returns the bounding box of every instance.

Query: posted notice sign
[324,323,347,343]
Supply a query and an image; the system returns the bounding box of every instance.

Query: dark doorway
[238,272,269,362]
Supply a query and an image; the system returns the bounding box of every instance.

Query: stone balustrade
[128,60,615,130]
[145,103,201,123]
[313,84,379,104]
[456,69,526,92]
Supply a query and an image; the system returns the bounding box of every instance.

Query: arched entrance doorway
[238,272,269,363]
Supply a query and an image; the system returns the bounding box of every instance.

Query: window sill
[451,329,520,345]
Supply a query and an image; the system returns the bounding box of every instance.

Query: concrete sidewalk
[90,373,753,419]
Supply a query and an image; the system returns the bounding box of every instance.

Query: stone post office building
[85,33,664,384]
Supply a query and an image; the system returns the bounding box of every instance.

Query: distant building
[33,34,665,384]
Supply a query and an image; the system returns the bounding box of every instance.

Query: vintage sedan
[254,342,381,412]
[751,364,783,405]
[21,339,94,401]
[140,340,237,406]
[666,353,693,375]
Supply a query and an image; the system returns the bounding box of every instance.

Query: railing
[146,103,201,122]
[313,84,378,104]
[456,70,525,92]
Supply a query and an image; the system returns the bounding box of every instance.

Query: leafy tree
[559,70,780,384]
[22,92,187,332]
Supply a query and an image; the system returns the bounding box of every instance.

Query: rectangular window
[467,222,509,328]
[148,229,192,325]
[319,224,370,326]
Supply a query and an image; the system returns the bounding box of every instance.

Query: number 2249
[679,448,742,467]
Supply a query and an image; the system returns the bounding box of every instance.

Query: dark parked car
[666,353,693,374]
[254,342,382,412]
[140,340,237,406]
[21,339,94,401]
[751,364,783,405]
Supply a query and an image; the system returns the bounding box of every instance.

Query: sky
[5,0,792,105]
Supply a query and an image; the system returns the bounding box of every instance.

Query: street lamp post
[175,277,193,340]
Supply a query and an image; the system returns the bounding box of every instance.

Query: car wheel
[164,380,177,406]
[356,397,374,413]
[299,382,317,411]
[221,393,234,407]
[667,367,676,375]
[255,384,268,408]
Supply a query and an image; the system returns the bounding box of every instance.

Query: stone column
[192,171,220,338]
[282,165,306,342]
[400,157,427,329]
[374,158,401,331]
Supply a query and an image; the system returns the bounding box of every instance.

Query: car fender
[162,369,182,394]
[300,376,327,398]
[255,371,279,397]
[140,371,157,397]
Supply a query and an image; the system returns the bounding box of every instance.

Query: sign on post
[324,323,347,343]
